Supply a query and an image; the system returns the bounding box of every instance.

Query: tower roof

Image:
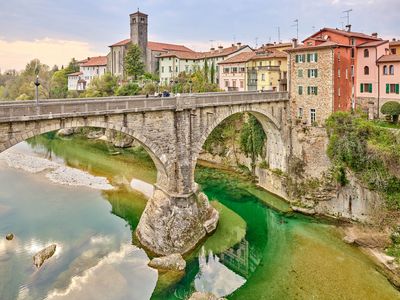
[130,10,148,17]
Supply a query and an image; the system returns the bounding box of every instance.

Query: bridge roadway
[0,91,291,256]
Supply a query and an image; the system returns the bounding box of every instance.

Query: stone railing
[0,91,288,122]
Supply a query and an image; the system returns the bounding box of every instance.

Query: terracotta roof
[81,56,108,67]
[357,40,389,48]
[110,39,131,47]
[109,39,194,53]
[67,72,83,76]
[390,41,400,47]
[158,45,251,60]
[77,58,89,64]
[147,41,193,53]
[260,42,292,50]
[285,41,346,52]
[304,27,381,43]
[218,52,256,64]
[377,54,400,63]
[251,50,287,60]
[158,51,205,60]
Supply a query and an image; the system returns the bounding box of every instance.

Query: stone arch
[192,105,288,175]
[2,120,171,191]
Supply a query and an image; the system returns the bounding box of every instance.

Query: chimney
[292,38,298,48]
[210,47,215,52]
[371,32,378,38]
[218,45,223,53]
[237,42,242,47]
[393,38,397,42]
[232,44,235,47]
[345,24,352,32]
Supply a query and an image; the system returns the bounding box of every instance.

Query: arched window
[383,65,388,75]
[389,65,395,75]
[364,49,369,58]
[364,66,369,75]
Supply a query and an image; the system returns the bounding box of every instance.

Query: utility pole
[343,9,353,26]
[255,37,259,49]
[293,19,299,40]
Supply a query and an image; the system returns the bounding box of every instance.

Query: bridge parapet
[0,91,288,122]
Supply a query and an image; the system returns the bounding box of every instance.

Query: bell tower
[130,10,148,68]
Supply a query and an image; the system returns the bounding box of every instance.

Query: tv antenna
[292,19,299,40]
[255,37,259,48]
[343,9,353,26]
[276,26,281,43]
[209,40,215,48]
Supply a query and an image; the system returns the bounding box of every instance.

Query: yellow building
[390,40,400,55]
[246,50,288,91]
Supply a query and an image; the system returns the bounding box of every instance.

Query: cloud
[0,38,104,71]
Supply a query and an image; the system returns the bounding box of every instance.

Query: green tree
[64,58,80,74]
[210,62,215,84]
[381,101,400,123]
[84,73,118,97]
[50,69,68,98]
[124,44,145,80]
[115,82,140,96]
[204,59,209,83]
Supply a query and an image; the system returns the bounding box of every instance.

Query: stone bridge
[0,91,290,255]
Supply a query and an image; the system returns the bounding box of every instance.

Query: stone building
[67,56,108,91]
[287,27,381,125]
[107,11,194,76]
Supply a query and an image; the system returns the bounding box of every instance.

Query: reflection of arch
[193,106,287,173]
[3,121,170,190]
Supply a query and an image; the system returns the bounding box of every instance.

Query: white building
[68,56,108,91]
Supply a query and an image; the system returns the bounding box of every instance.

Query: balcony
[257,65,280,71]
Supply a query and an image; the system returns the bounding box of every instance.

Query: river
[0,132,399,300]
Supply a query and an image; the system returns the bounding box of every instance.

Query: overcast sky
[0,0,399,71]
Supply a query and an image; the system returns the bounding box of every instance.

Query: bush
[381,101,400,123]
[115,82,140,96]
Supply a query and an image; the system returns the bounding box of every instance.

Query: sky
[0,0,399,71]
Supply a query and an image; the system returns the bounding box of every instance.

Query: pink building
[378,55,400,112]
[218,52,255,91]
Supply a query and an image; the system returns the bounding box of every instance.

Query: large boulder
[136,189,219,256]
[189,292,226,300]
[148,253,186,271]
[33,244,57,268]
[57,128,74,137]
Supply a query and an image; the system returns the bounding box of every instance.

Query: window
[176,66,178,72]
[298,86,303,95]
[295,54,306,63]
[338,87,341,97]
[392,48,397,55]
[308,69,318,78]
[298,69,303,77]
[259,62,262,66]
[307,86,318,95]
[225,80,229,88]
[364,66,369,75]
[240,80,244,88]
[307,53,318,62]
[338,68,340,77]
[351,48,355,58]
[383,65,388,75]
[364,49,369,58]
[223,67,230,73]
[232,80,237,87]
[351,38,356,46]
[240,67,246,73]
[386,84,400,94]
[360,83,373,93]
[310,109,316,124]
[232,67,238,73]
[351,65,354,77]
[162,66,164,73]
[390,65,395,75]
[185,65,189,72]
[261,74,265,81]
[169,66,172,72]
[298,107,303,119]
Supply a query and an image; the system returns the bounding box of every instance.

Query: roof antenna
[343,9,353,26]
[255,37,259,49]
[233,35,236,44]
[209,40,215,49]
[276,26,281,43]
[292,19,299,40]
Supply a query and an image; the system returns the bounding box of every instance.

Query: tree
[381,101,400,123]
[115,82,140,96]
[64,58,80,74]
[204,59,209,83]
[124,44,145,80]
[84,73,118,97]
[210,62,215,84]
[50,69,68,99]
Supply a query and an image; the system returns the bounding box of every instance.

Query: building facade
[67,56,108,91]
[218,52,255,91]
[390,40,400,55]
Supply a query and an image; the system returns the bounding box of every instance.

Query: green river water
[0,133,399,300]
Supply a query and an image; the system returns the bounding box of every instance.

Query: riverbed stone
[292,206,316,215]
[148,253,186,271]
[33,244,57,268]
[5,233,14,241]
[57,128,74,136]
[136,189,219,256]
[189,292,226,300]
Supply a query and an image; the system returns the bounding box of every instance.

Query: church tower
[130,10,148,69]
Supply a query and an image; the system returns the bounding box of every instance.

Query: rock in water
[189,292,226,300]
[148,253,186,271]
[5,233,14,241]
[33,244,57,268]
[57,128,74,137]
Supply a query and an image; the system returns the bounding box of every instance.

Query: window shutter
[295,55,299,63]
[307,54,310,62]
[308,69,311,78]
[315,87,318,95]
[369,84,373,93]
[396,84,400,94]
[315,69,318,77]
[386,84,390,94]
[360,84,364,93]
[307,86,311,95]
[314,53,318,62]
[302,54,306,62]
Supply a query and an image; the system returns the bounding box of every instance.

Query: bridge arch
[193,105,288,175]
[2,120,171,191]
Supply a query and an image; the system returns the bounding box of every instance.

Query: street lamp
[174,80,179,94]
[34,75,40,105]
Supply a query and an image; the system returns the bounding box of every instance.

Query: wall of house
[218,63,247,91]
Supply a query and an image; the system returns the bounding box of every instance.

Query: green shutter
[302,54,306,62]
[295,55,299,63]
[308,69,311,78]
[396,84,400,94]
[314,53,318,62]
[298,86,302,95]
[315,69,318,77]
[307,86,311,95]
[315,87,318,95]
[307,54,310,62]
[369,84,373,93]
[386,84,390,94]
[360,84,364,93]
